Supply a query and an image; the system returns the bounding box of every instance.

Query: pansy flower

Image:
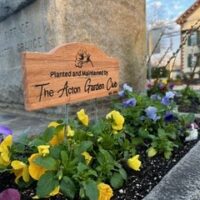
[106,110,124,131]
[77,109,89,126]
[165,91,175,99]
[82,151,92,165]
[28,153,47,180]
[164,112,174,122]
[11,160,30,183]
[0,125,12,142]
[48,122,65,146]
[123,98,137,107]
[118,83,133,97]
[150,94,161,101]
[0,135,12,167]
[161,91,175,106]
[38,145,50,157]
[98,183,113,200]
[127,155,141,171]
[145,106,160,121]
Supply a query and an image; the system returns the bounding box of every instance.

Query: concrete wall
[0,0,146,116]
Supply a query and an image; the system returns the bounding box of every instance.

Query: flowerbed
[0,83,198,200]
[176,86,200,113]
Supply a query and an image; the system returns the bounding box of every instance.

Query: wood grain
[22,43,119,111]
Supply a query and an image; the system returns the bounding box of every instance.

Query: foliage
[146,79,174,97]
[151,67,170,79]
[0,84,196,200]
[177,86,200,112]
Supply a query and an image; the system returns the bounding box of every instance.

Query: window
[188,31,200,46]
[198,31,200,45]
[188,53,200,68]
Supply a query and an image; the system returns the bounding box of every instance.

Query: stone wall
[0,0,146,116]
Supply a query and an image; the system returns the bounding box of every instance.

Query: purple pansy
[123,98,137,107]
[146,80,153,89]
[158,82,165,89]
[118,90,125,97]
[118,83,133,97]
[165,91,175,99]
[150,94,161,101]
[161,91,175,106]
[168,83,174,90]
[0,188,20,200]
[0,125,12,136]
[145,106,160,121]
[123,83,133,92]
[161,96,171,106]
[164,112,174,122]
[0,125,12,142]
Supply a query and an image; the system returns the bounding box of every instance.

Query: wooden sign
[22,43,119,111]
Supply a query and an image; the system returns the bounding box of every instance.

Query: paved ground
[144,141,200,200]
[174,84,200,91]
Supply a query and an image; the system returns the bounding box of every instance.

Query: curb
[143,140,200,200]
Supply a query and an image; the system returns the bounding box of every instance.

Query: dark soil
[178,103,200,113]
[0,137,199,200]
[112,139,198,200]
[175,96,200,113]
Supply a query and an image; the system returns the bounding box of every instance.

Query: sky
[147,0,197,23]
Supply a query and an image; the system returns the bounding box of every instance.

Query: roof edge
[176,0,200,25]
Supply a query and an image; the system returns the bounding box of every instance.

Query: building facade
[176,0,200,75]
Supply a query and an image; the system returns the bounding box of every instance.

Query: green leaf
[36,171,58,198]
[77,163,89,173]
[83,180,98,200]
[43,127,57,142]
[60,176,76,199]
[99,148,114,163]
[50,145,63,159]
[110,173,124,189]
[76,141,93,154]
[164,151,172,159]
[158,128,166,139]
[147,147,157,158]
[61,150,69,168]
[119,168,127,180]
[34,156,58,170]
[29,138,46,147]
[138,128,150,139]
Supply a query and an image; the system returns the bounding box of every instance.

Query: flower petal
[28,153,46,180]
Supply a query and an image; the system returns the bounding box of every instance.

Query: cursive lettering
[84,78,105,93]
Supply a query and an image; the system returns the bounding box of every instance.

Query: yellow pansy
[0,135,12,167]
[127,155,141,171]
[106,110,125,131]
[147,147,157,158]
[98,183,113,200]
[162,79,168,85]
[48,122,65,146]
[49,186,60,196]
[38,145,50,157]
[77,109,89,126]
[28,153,47,180]
[82,151,92,165]
[11,160,30,183]
[67,125,75,137]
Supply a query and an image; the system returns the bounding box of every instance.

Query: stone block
[0,0,36,22]
[0,0,146,114]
